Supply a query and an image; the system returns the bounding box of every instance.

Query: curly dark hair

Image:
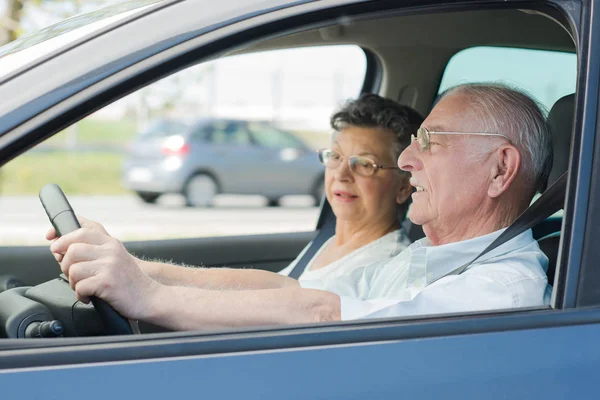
[330,93,424,157]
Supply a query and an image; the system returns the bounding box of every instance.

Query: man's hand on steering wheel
[48,217,161,322]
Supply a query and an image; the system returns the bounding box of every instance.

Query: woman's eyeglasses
[317,148,399,177]
[412,127,513,152]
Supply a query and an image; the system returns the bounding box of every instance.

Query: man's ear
[396,174,414,204]
[488,145,521,198]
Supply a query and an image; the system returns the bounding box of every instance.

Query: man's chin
[407,210,427,226]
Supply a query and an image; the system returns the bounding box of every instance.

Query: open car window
[0,45,367,244]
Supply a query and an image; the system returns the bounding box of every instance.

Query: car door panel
[0,231,314,287]
[253,147,321,196]
[211,143,268,194]
[1,320,599,399]
[247,124,322,196]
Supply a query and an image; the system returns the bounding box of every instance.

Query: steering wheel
[39,183,135,335]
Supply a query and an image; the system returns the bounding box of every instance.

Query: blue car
[0,0,598,398]
[122,117,324,206]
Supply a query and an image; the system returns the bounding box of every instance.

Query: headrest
[546,94,575,186]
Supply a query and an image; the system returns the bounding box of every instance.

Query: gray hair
[442,83,553,194]
[331,93,424,159]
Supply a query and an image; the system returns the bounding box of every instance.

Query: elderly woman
[279,94,421,281]
[48,95,424,329]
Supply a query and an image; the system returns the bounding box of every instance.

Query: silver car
[121,118,324,206]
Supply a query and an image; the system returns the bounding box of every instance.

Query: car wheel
[136,191,160,204]
[184,174,218,207]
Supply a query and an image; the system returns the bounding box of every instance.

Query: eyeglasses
[317,148,399,177]
[412,127,513,152]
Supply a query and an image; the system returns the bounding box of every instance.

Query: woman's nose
[398,141,422,172]
[334,159,353,181]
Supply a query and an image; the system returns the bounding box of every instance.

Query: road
[0,194,320,246]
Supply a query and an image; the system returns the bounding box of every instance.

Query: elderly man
[48,83,551,330]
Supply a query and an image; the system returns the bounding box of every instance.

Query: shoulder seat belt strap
[288,200,336,279]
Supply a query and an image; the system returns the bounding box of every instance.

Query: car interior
[215,6,576,292]
[0,3,577,338]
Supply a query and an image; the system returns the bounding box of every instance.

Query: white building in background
[94,45,578,132]
[95,46,368,131]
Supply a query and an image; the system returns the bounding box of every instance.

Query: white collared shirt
[279,228,410,282]
[298,228,551,320]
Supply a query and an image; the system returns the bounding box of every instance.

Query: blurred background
[0,1,576,245]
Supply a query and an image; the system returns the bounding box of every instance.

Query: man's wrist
[136,257,160,278]
[144,282,175,325]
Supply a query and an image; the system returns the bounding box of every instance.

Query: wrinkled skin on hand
[47,216,160,321]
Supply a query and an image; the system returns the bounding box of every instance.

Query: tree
[1,0,107,46]
[1,0,24,44]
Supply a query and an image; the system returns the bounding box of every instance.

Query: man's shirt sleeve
[339,264,548,320]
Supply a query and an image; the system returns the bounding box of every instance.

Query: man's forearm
[144,285,341,331]
[137,258,299,290]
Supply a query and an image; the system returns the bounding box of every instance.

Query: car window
[139,119,190,139]
[438,46,577,111]
[207,122,252,145]
[0,45,366,245]
[247,122,301,149]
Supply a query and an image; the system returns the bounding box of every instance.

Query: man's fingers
[78,216,109,235]
[45,226,58,241]
[72,274,101,304]
[59,242,102,278]
[68,260,100,292]
[53,251,63,263]
[50,226,111,254]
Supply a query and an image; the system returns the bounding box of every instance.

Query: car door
[247,121,323,198]
[1,0,600,398]
[195,120,266,194]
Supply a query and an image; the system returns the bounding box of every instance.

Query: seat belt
[429,171,568,285]
[288,200,336,279]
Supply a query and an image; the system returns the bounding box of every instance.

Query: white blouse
[279,228,411,283]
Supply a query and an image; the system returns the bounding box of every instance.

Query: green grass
[2,118,137,195]
[0,118,329,195]
[46,119,138,147]
[46,118,328,150]
[0,152,127,195]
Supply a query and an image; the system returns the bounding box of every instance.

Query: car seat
[536,93,574,285]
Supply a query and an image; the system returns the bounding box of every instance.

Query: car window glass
[208,122,252,145]
[0,45,366,245]
[140,119,190,139]
[438,46,577,111]
[247,122,300,149]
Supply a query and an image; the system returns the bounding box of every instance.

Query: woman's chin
[331,204,361,219]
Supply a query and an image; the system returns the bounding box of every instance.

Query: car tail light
[161,135,189,156]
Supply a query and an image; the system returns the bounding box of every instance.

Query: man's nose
[397,141,422,172]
